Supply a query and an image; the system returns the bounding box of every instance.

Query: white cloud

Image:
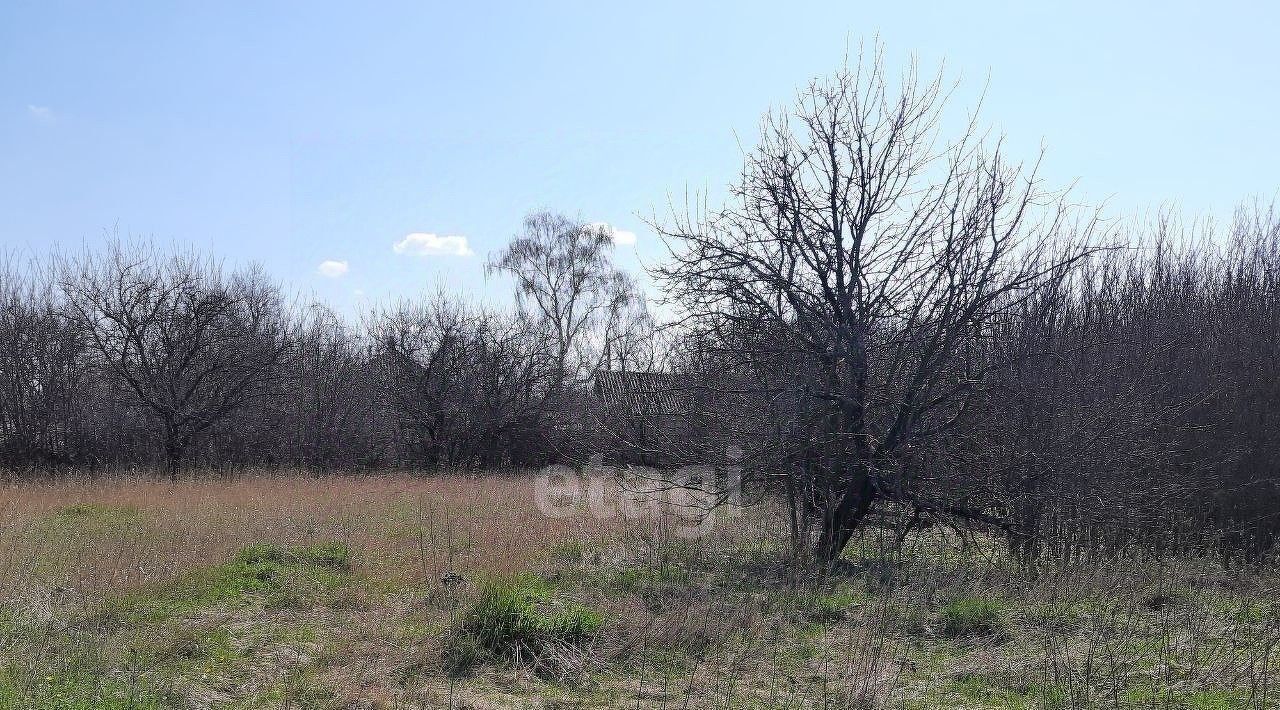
[27,105,53,121]
[317,259,349,278]
[393,232,473,257]
[590,222,638,246]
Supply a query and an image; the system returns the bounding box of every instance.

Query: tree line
[0,214,653,478]
[3,50,1278,566]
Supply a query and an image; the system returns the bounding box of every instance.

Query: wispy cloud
[27,105,53,122]
[591,222,638,246]
[317,259,349,278]
[393,232,473,257]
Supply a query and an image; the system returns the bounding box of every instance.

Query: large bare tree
[656,49,1101,564]
[59,241,290,479]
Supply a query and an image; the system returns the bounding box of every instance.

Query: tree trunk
[163,420,182,482]
[815,469,877,566]
[166,451,180,482]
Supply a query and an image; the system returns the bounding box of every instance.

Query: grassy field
[0,473,1277,709]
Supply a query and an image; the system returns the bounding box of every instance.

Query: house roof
[592,370,692,416]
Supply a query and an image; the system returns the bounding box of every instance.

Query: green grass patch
[797,588,859,623]
[92,541,354,626]
[940,596,1003,637]
[0,669,166,710]
[46,503,141,525]
[548,539,598,565]
[1125,686,1251,709]
[946,674,1031,709]
[610,565,692,599]
[162,626,245,667]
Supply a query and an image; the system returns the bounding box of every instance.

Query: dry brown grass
[0,472,1277,709]
[0,472,629,600]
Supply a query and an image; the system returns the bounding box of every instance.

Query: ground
[0,473,1276,709]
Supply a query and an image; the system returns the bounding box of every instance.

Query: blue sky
[2,1,1277,314]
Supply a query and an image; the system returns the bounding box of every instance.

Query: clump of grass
[548,539,599,566]
[295,541,353,572]
[445,573,602,677]
[610,565,692,607]
[940,596,1003,637]
[804,589,859,623]
[766,587,860,624]
[154,626,243,667]
[261,666,333,709]
[232,540,351,573]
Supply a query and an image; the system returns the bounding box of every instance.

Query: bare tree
[368,293,559,468]
[59,241,290,479]
[656,48,1101,565]
[488,211,647,384]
